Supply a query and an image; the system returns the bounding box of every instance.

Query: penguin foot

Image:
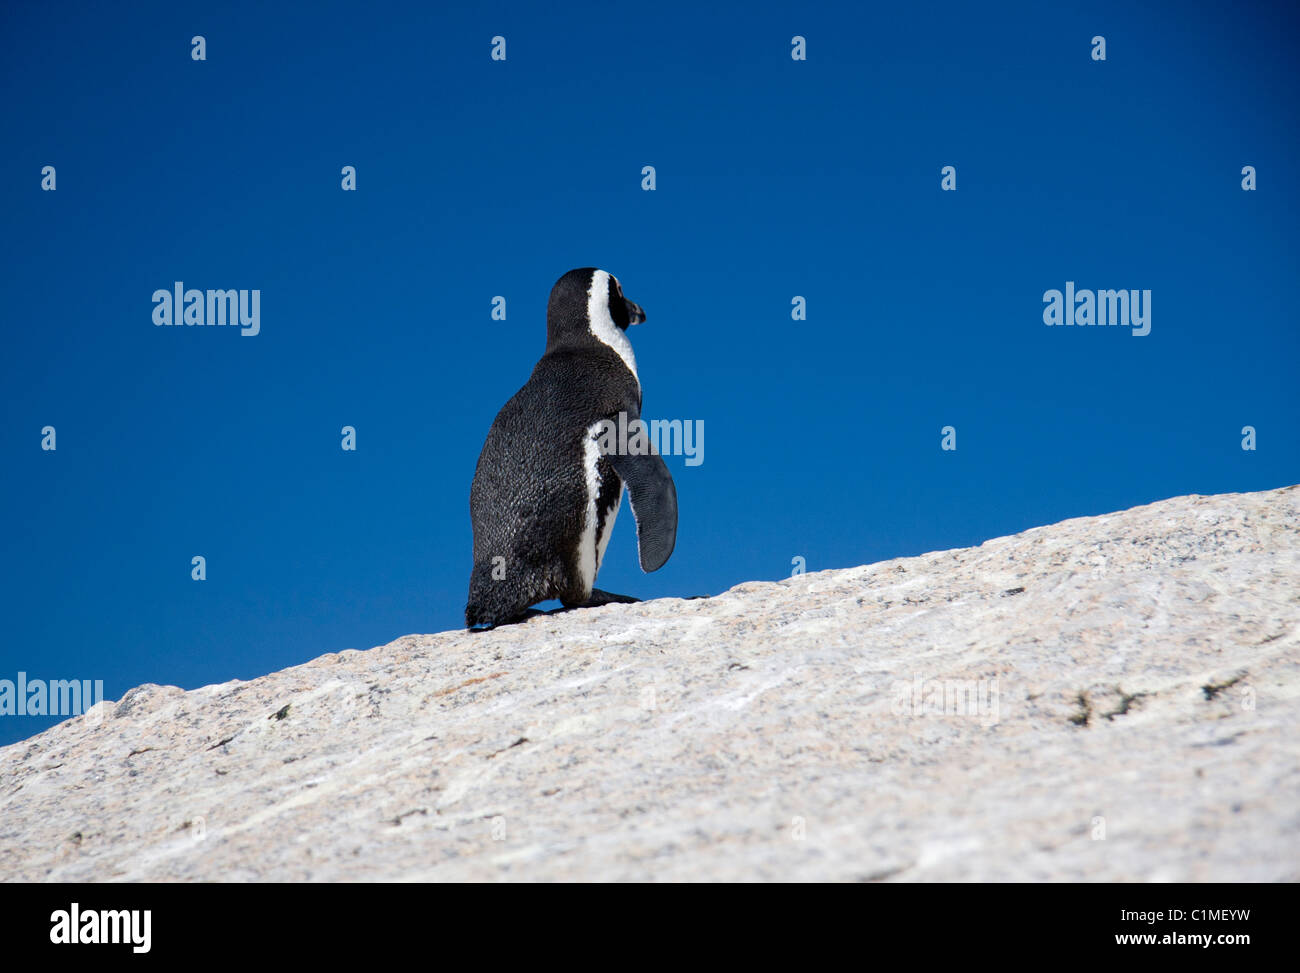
[466,607,547,631]
[581,589,641,607]
[553,589,641,613]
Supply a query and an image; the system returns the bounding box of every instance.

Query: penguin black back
[465,268,676,628]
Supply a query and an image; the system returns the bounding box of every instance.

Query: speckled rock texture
[2,486,1297,881]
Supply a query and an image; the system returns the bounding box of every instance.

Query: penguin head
[546,268,645,351]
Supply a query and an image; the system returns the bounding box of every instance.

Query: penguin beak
[624,299,646,326]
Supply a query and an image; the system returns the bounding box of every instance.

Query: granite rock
[2,486,1298,881]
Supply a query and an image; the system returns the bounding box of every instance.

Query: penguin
[465,268,677,629]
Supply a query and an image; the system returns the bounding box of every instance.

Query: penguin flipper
[606,450,677,572]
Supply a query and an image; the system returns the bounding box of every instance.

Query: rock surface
[3,486,1298,882]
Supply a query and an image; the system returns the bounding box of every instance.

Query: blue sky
[2,0,1297,745]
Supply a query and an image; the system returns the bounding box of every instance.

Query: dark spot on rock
[1202,674,1245,700]
[487,737,529,759]
[1068,692,1092,727]
[1101,689,1150,721]
[392,808,429,826]
[1191,732,1246,749]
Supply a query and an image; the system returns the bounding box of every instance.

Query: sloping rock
[2,486,1298,881]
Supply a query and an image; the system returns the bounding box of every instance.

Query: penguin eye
[607,275,629,329]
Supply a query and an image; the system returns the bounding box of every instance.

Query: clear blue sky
[3,0,1297,745]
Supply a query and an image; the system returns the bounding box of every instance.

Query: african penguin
[465,268,677,629]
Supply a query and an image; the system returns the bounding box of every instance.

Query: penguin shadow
[467,591,711,633]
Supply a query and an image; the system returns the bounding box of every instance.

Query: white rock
[1,486,1297,881]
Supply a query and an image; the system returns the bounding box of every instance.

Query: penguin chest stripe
[595,480,621,573]
[580,424,623,591]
